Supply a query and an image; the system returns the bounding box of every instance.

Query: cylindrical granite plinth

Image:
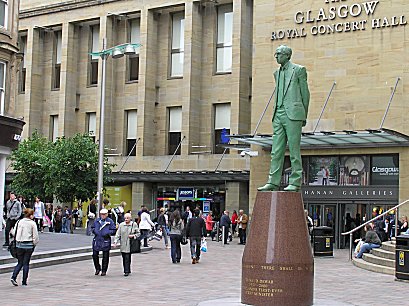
[242,192,314,306]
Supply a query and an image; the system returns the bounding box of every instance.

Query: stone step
[352,257,395,275]
[0,247,152,274]
[371,248,395,260]
[363,253,395,268]
[381,242,396,253]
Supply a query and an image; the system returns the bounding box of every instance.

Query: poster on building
[281,157,308,186]
[339,156,370,186]
[371,155,399,186]
[203,201,210,213]
[308,156,338,186]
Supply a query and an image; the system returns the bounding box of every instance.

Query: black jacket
[220,214,231,227]
[186,217,206,238]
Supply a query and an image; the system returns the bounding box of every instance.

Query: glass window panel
[0,1,6,28]
[216,46,232,73]
[56,31,62,64]
[91,25,99,60]
[88,112,96,136]
[21,36,27,68]
[127,110,137,139]
[217,5,233,45]
[51,115,59,142]
[126,139,136,156]
[169,107,182,132]
[168,132,181,155]
[215,103,231,129]
[129,56,139,81]
[130,19,140,54]
[172,13,184,51]
[171,53,184,77]
[0,61,5,89]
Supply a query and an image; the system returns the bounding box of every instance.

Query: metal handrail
[342,198,409,260]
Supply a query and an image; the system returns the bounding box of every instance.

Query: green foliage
[9,132,115,204]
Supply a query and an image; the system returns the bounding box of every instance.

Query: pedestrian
[138,207,155,248]
[237,210,249,245]
[10,208,39,286]
[186,209,206,264]
[157,208,170,249]
[220,210,231,244]
[3,192,22,248]
[114,213,140,276]
[183,206,192,225]
[231,210,238,236]
[72,207,79,230]
[355,224,382,258]
[205,211,215,241]
[33,196,45,233]
[61,205,72,234]
[53,206,63,233]
[86,199,97,236]
[91,209,116,276]
[169,210,184,264]
[45,203,54,232]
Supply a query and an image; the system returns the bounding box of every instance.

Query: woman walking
[169,210,184,264]
[10,208,39,286]
[114,213,140,276]
[139,207,155,247]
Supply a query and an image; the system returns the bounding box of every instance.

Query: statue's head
[275,45,292,66]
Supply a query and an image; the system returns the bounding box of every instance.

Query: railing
[341,198,409,260]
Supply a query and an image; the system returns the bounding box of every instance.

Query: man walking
[237,210,249,245]
[220,210,231,245]
[258,45,310,192]
[186,209,206,264]
[91,209,116,276]
[3,192,22,248]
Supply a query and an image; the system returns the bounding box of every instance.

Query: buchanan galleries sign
[271,0,407,40]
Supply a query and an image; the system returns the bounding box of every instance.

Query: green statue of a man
[258,45,310,192]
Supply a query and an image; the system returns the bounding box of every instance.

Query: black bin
[313,226,334,257]
[395,235,409,280]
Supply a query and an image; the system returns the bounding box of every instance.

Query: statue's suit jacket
[272,61,310,124]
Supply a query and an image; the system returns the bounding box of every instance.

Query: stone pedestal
[242,192,314,306]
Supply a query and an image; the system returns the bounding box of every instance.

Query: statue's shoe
[257,183,279,191]
[283,185,300,192]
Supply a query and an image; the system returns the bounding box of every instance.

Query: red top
[231,212,238,224]
[206,214,214,231]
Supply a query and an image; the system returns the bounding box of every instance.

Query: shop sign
[203,201,210,213]
[271,0,407,41]
[302,186,398,200]
[177,187,194,200]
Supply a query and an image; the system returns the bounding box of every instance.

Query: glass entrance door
[309,204,338,247]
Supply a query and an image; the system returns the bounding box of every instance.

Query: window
[19,36,27,93]
[0,0,8,29]
[168,107,182,155]
[0,61,5,116]
[216,4,233,73]
[128,19,140,82]
[50,115,59,142]
[87,112,96,143]
[53,31,62,89]
[214,103,231,154]
[89,25,99,85]
[126,110,137,156]
[170,12,184,77]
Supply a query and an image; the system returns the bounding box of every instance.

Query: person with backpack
[3,192,22,248]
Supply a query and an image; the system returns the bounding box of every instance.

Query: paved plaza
[0,232,407,306]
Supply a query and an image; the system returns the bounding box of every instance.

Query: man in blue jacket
[91,209,117,276]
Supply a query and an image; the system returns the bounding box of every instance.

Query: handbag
[201,238,207,252]
[9,220,21,258]
[129,222,141,254]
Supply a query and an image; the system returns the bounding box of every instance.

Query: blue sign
[203,201,210,213]
[178,188,194,200]
[220,128,230,144]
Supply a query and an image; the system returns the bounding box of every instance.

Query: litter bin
[313,226,334,257]
[395,235,409,280]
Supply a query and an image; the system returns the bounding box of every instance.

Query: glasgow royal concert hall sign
[271,0,407,40]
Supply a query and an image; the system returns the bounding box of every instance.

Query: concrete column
[0,154,7,232]
[23,27,44,137]
[138,9,157,156]
[131,182,153,214]
[399,148,409,218]
[59,22,77,137]
[181,1,202,155]
[225,181,249,214]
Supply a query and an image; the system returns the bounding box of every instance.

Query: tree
[9,132,115,204]
[9,131,51,201]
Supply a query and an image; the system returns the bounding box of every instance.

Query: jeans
[121,252,131,274]
[12,247,34,284]
[35,218,43,232]
[92,250,110,272]
[140,229,150,247]
[239,228,247,244]
[162,226,169,247]
[62,217,71,233]
[357,243,380,258]
[190,237,201,259]
[4,219,17,245]
[170,234,182,263]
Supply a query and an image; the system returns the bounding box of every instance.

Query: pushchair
[140,223,162,242]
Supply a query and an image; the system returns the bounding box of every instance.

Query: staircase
[352,241,395,275]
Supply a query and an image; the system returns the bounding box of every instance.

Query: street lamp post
[91,41,141,215]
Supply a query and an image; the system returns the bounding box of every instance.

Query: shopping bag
[201,239,207,252]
